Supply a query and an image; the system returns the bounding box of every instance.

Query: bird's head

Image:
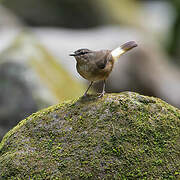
[69,48,93,63]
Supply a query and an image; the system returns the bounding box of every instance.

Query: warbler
[70,41,137,97]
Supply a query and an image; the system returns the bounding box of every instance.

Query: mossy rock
[0,92,180,179]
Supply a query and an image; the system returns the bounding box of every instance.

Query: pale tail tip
[111,41,138,60]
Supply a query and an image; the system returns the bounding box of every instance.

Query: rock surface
[0,92,180,179]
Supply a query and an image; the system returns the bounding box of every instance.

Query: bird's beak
[69,53,76,56]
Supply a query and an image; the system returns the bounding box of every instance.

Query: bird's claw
[98,91,105,98]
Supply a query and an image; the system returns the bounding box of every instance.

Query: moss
[0,92,180,179]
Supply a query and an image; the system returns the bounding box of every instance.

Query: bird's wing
[95,50,111,69]
[96,59,107,69]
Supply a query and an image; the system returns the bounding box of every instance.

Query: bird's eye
[79,52,87,55]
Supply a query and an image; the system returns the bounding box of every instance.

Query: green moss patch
[0,92,180,179]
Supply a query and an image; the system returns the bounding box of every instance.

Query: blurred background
[0,0,180,140]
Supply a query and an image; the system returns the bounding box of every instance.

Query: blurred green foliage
[168,0,180,62]
[2,0,140,28]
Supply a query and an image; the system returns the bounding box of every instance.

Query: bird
[70,41,137,97]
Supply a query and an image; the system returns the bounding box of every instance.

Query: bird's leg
[83,81,93,96]
[98,80,106,98]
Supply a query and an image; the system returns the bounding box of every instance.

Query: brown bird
[70,41,137,97]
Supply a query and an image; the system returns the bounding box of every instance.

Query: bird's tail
[111,41,138,61]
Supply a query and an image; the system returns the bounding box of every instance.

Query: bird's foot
[98,91,105,98]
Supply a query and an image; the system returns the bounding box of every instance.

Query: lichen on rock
[0,92,180,179]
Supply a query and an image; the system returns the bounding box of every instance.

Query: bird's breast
[77,63,95,81]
